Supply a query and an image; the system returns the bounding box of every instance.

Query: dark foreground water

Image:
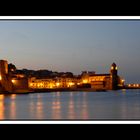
[1,89,140,120]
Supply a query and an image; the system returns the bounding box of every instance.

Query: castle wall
[12,78,28,90]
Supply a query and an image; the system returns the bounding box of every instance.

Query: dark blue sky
[0,20,140,83]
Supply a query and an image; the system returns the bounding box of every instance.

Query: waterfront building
[81,63,124,90]
[28,77,79,89]
[0,60,28,93]
[0,59,124,93]
[28,63,124,90]
[29,77,55,89]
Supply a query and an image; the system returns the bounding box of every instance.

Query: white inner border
[0,16,140,19]
[0,16,139,124]
[0,121,140,124]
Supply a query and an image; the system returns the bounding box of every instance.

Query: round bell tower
[110,63,118,90]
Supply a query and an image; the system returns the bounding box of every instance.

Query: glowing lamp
[56,82,60,86]
[11,79,16,84]
[111,66,114,70]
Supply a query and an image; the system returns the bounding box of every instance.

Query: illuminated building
[0,59,125,92]
[28,63,124,90]
[28,77,56,89]
[28,77,79,89]
[0,60,28,93]
[81,63,123,90]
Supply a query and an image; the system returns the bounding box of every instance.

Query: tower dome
[112,62,117,67]
[110,62,118,90]
[111,62,117,70]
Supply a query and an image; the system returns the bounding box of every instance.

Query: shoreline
[0,87,140,94]
[33,88,107,93]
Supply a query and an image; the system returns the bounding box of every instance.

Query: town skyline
[0,20,140,83]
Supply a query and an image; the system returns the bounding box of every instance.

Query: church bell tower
[110,63,118,90]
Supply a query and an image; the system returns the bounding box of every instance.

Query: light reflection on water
[68,92,75,119]
[52,95,61,119]
[1,89,140,119]
[0,95,4,119]
[10,94,16,119]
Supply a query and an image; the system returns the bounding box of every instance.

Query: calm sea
[1,89,140,120]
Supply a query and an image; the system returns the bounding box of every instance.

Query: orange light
[77,83,80,85]
[11,94,16,100]
[0,95,4,100]
[83,79,88,84]
[56,82,60,87]
[30,83,33,87]
[11,79,16,84]
[68,82,74,86]
[49,83,54,88]
[0,75,2,80]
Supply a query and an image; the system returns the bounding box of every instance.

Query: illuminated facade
[0,59,124,93]
[81,63,124,90]
[28,77,79,89]
[28,63,123,90]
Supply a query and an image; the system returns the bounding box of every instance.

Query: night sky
[0,20,140,83]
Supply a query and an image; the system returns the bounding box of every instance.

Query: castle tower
[0,60,13,93]
[110,63,118,90]
[0,60,8,75]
